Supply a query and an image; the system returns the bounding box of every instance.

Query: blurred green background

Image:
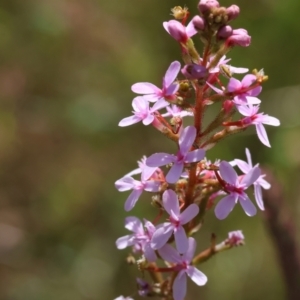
[0,0,299,299]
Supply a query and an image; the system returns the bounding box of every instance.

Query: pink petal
[131,82,160,94]
[206,81,223,94]
[164,82,179,96]
[163,189,180,216]
[227,77,242,92]
[261,115,280,126]
[244,95,261,104]
[179,126,196,155]
[144,243,157,262]
[142,114,154,126]
[241,74,256,87]
[115,235,134,249]
[254,184,264,210]
[182,237,196,263]
[219,161,238,185]
[146,153,176,167]
[118,115,141,127]
[115,177,135,191]
[174,226,188,253]
[124,216,143,232]
[151,99,169,111]
[180,204,199,224]
[158,244,181,263]
[124,189,143,211]
[185,149,205,163]
[151,223,173,250]
[239,194,257,216]
[173,271,187,300]
[186,20,198,37]
[164,61,181,87]
[234,159,251,174]
[256,123,270,147]
[166,162,184,183]
[240,166,260,187]
[144,180,160,192]
[186,266,207,286]
[245,148,253,167]
[215,194,238,220]
[132,96,148,112]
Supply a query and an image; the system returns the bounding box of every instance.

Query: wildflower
[116,217,157,262]
[151,189,199,253]
[163,20,197,44]
[233,148,271,209]
[131,61,181,110]
[146,126,205,183]
[158,238,207,300]
[236,105,280,147]
[115,170,161,211]
[215,161,260,219]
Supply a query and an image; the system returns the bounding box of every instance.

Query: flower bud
[222,99,234,113]
[217,25,233,39]
[226,230,245,246]
[226,28,251,47]
[198,0,220,14]
[163,20,187,43]
[192,15,205,31]
[226,5,240,21]
[181,64,208,79]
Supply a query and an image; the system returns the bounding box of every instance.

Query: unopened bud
[226,5,240,21]
[198,0,220,14]
[226,230,245,246]
[222,99,234,113]
[192,15,206,31]
[217,25,233,39]
[181,64,208,79]
[226,28,251,47]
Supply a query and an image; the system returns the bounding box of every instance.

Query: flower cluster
[114,1,279,299]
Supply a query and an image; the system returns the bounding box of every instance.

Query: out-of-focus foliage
[0,0,299,299]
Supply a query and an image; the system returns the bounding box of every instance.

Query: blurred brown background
[0,0,299,299]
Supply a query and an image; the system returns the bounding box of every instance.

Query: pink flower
[237,105,280,147]
[116,217,157,262]
[163,20,198,44]
[151,189,199,253]
[118,97,156,127]
[158,238,207,300]
[146,126,205,183]
[162,104,193,118]
[215,161,261,219]
[131,61,181,110]
[233,148,271,210]
[115,166,161,211]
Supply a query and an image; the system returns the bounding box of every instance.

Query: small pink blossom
[116,217,157,262]
[237,105,280,147]
[215,161,261,220]
[146,126,205,183]
[162,104,193,118]
[115,166,161,211]
[151,189,199,253]
[131,61,181,110]
[158,238,207,300]
[233,148,271,209]
[119,97,156,127]
[163,20,198,44]
[114,296,134,300]
[226,230,245,246]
